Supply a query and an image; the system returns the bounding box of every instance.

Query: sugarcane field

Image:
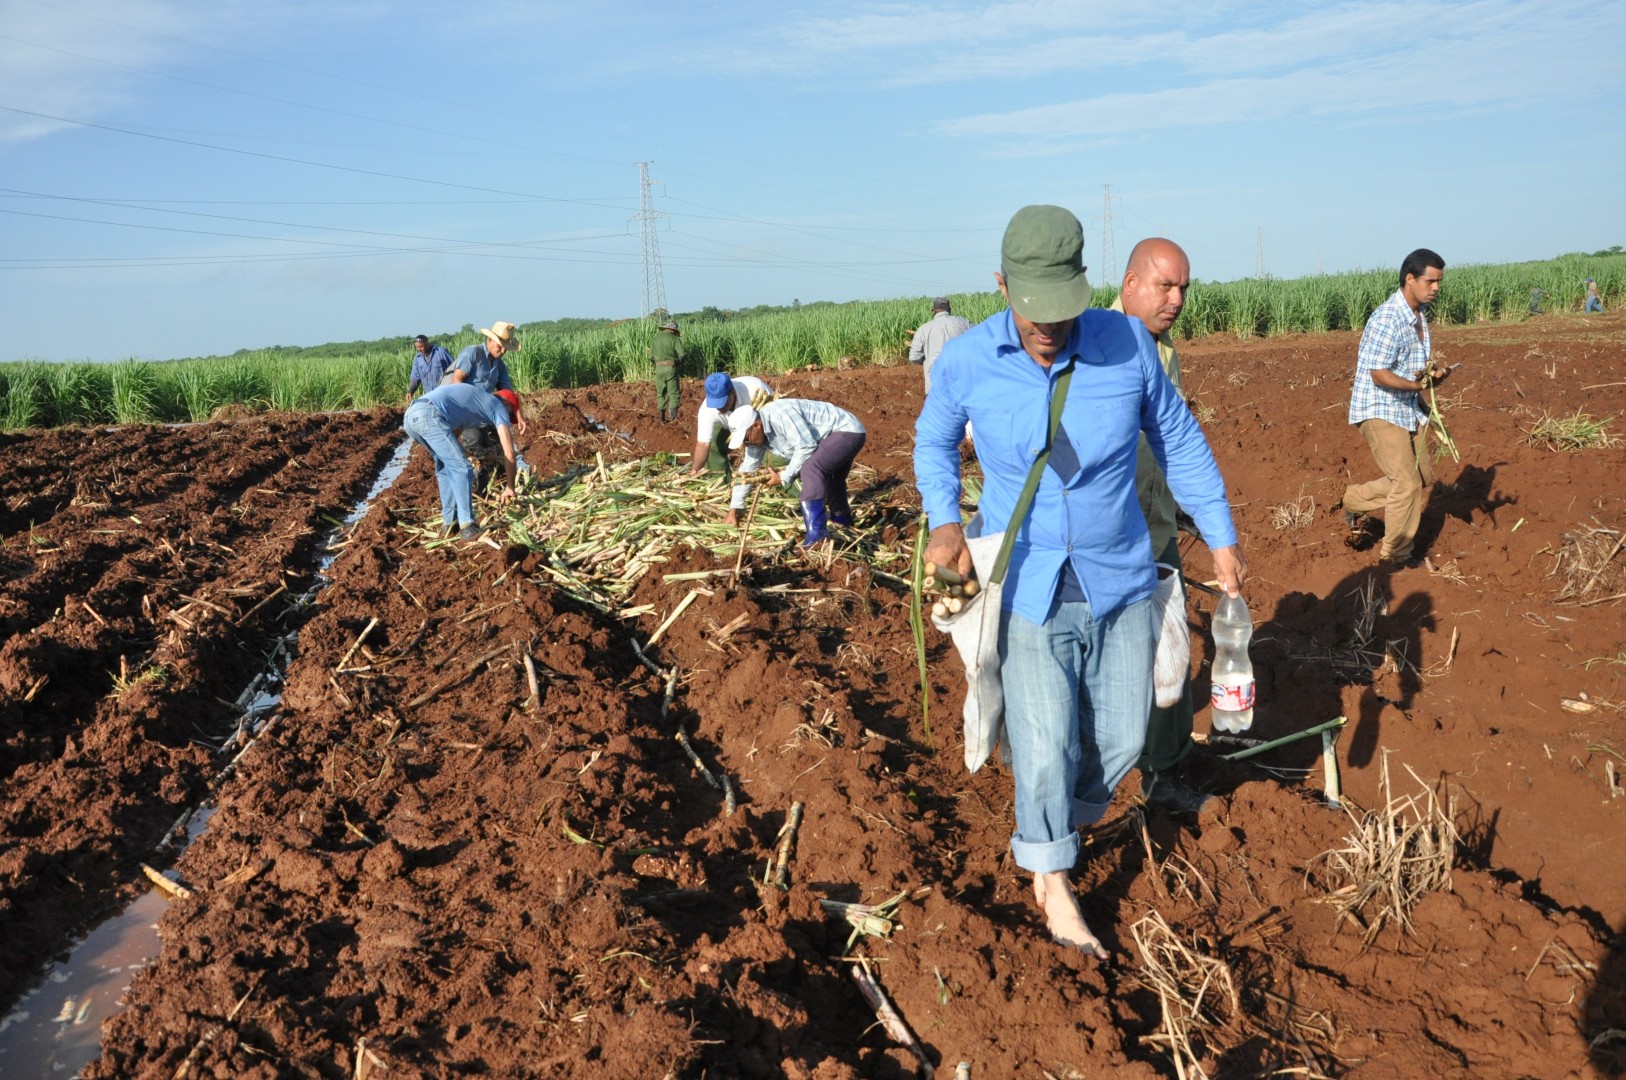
[3,312,1626,1080]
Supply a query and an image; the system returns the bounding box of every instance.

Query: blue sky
[2,0,1622,362]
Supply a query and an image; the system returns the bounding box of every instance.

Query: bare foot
[723,509,740,527]
[1033,871,1108,959]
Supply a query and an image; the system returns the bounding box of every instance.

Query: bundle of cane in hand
[924,559,979,619]
[749,388,774,410]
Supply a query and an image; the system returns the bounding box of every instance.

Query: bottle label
[1211,679,1256,712]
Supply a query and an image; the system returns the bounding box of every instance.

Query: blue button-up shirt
[452,343,515,394]
[409,343,453,395]
[1349,289,1430,431]
[915,308,1237,624]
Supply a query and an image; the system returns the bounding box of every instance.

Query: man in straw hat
[444,320,527,485]
[403,383,523,542]
[651,318,684,423]
[914,205,1246,958]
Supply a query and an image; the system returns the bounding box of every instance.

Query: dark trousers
[655,365,679,411]
[798,431,865,517]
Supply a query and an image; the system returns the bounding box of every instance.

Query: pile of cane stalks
[466,452,920,615]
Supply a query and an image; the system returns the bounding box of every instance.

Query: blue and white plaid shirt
[1349,288,1431,431]
[758,398,865,485]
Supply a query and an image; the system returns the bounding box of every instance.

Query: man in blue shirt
[1338,249,1454,565]
[406,335,453,404]
[915,205,1246,958]
[444,320,527,477]
[402,383,522,541]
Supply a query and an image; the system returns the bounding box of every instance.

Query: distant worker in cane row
[727,398,866,549]
[651,319,684,423]
[1585,278,1604,314]
[406,334,454,405]
[909,296,972,395]
[690,370,776,525]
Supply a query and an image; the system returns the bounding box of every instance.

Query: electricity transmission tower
[1100,184,1118,285]
[1255,227,1268,279]
[634,162,668,319]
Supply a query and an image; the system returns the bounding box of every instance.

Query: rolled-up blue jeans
[1001,595,1156,875]
[403,399,476,530]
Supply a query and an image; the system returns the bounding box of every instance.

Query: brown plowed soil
[3,314,1624,1078]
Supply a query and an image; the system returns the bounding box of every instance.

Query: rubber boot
[828,508,853,527]
[800,498,828,548]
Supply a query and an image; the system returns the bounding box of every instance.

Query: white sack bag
[930,514,1008,773]
[1150,563,1190,708]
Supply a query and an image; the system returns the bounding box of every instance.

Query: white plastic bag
[1150,563,1190,708]
[930,514,1007,773]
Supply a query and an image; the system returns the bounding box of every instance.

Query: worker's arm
[496,425,518,502]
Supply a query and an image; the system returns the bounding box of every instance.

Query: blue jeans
[1585,296,1602,313]
[403,400,476,530]
[1001,596,1156,875]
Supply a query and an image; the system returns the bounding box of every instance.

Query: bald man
[1111,239,1218,818]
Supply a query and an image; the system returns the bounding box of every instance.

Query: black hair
[1399,248,1444,289]
[413,334,429,344]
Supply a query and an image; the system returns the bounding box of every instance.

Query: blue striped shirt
[758,399,865,485]
[1349,289,1430,430]
[915,308,1237,624]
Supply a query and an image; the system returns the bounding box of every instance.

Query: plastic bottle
[1210,593,1255,732]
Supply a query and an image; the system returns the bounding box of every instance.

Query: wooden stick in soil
[733,483,763,578]
[646,588,700,648]
[234,582,287,626]
[772,801,805,890]
[142,863,194,900]
[849,962,935,1078]
[336,616,379,671]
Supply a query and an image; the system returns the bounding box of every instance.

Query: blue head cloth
[704,371,733,409]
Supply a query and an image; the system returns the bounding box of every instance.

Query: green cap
[1000,205,1091,323]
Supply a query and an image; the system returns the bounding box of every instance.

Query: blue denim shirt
[420,382,511,433]
[915,308,1237,623]
[452,343,514,394]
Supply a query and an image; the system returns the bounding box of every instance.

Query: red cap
[494,389,522,423]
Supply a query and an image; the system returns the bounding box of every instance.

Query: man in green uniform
[651,319,684,423]
[1112,238,1218,818]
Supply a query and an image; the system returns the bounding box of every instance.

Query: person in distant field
[726,398,866,547]
[651,319,684,423]
[1529,287,1546,316]
[444,321,527,478]
[407,335,454,404]
[915,205,1245,958]
[403,384,522,542]
[689,370,776,524]
[1111,238,1216,819]
[1585,278,1603,314]
[909,296,973,394]
[1338,248,1456,567]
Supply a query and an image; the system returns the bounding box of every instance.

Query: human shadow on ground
[1586,921,1626,1075]
[1245,562,1435,778]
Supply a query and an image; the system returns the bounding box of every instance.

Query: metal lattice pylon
[1100,184,1117,286]
[634,162,667,318]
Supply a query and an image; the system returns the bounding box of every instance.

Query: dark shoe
[1142,770,1220,817]
[458,524,485,542]
[828,509,853,527]
[1377,553,1422,570]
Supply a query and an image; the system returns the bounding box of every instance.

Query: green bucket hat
[1000,204,1091,323]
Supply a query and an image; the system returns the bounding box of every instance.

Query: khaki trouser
[1342,419,1433,560]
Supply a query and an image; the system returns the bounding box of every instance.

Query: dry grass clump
[1312,754,1457,943]
[1544,519,1626,606]
[1130,911,1239,1080]
[1521,409,1619,451]
[1267,496,1315,533]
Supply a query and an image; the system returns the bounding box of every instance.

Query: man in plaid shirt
[726,398,866,548]
[1338,248,1456,565]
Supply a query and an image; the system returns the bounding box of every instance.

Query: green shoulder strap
[989,362,1074,585]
